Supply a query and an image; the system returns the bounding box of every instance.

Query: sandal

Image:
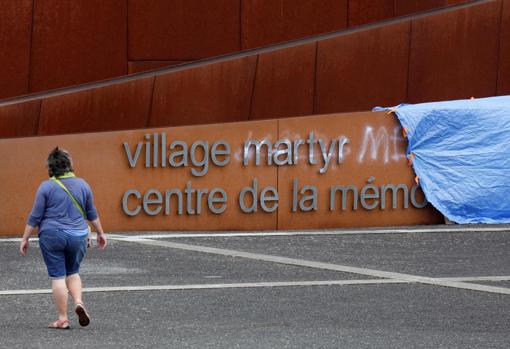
[48,319,70,329]
[75,303,90,327]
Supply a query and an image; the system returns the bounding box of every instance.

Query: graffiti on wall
[120,125,424,217]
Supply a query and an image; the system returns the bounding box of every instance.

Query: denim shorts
[39,229,87,279]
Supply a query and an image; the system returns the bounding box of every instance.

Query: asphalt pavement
[1,225,509,348]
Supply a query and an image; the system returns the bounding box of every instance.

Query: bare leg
[68,274,91,326]
[51,278,68,320]
[66,274,83,305]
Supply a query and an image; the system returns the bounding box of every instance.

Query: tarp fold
[375,96,510,224]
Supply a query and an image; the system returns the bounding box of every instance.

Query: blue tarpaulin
[375,96,510,224]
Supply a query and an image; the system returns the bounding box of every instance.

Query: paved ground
[1,225,509,348]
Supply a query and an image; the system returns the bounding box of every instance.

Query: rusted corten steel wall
[0,0,472,100]
[0,0,32,100]
[0,111,443,236]
[499,0,510,95]
[0,0,506,138]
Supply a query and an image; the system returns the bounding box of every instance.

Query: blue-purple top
[28,176,98,234]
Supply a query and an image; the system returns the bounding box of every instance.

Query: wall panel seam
[495,0,505,95]
[126,0,129,73]
[146,76,157,127]
[248,55,260,120]
[239,0,243,50]
[33,99,42,136]
[36,99,44,135]
[27,0,37,93]
[312,40,319,114]
[405,20,413,103]
[346,0,351,27]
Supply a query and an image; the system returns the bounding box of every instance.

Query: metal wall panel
[0,120,279,235]
[408,1,501,103]
[0,112,443,235]
[0,0,32,99]
[0,111,444,235]
[0,101,40,138]
[396,0,449,15]
[250,43,316,120]
[38,78,154,135]
[128,0,240,60]
[498,0,510,95]
[0,0,475,101]
[241,0,348,49]
[149,57,257,127]
[29,0,127,92]
[348,0,395,26]
[277,112,443,229]
[0,0,501,138]
[315,22,410,113]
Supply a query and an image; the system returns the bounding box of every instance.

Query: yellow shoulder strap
[51,178,86,218]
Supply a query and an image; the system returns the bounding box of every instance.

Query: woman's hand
[19,238,29,256]
[97,232,107,250]
[90,218,107,250]
[19,225,35,256]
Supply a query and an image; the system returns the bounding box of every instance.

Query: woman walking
[19,147,107,329]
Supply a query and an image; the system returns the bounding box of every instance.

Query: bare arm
[22,183,46,256]
[90,218,107,249]
[19,224,36,256]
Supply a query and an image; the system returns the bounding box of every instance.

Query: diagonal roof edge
[0,0,487,108]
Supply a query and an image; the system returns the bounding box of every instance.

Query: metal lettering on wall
[121,130,427,217]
